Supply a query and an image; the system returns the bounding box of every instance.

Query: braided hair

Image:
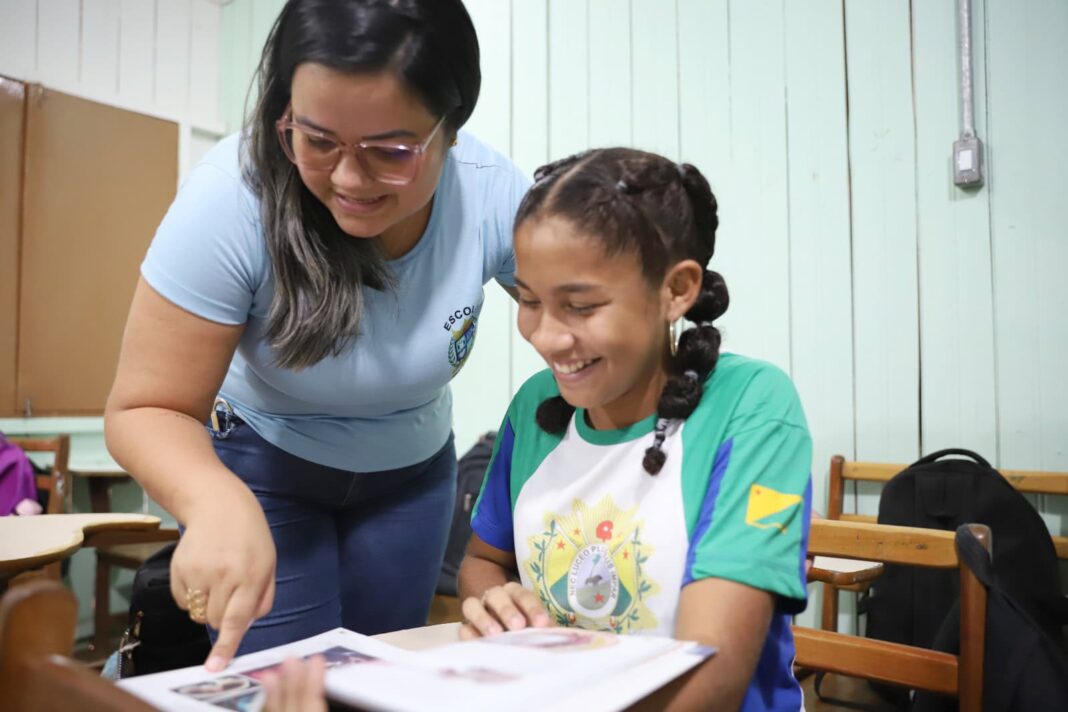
[515,148,729,475]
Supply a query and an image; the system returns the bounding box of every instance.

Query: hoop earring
[669,319,683,357]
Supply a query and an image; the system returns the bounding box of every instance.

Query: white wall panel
[189,0,220,128]
[913,0,998,458]
[510,0,551,389]
[784,0,854,494]
[631,0,678,159]
[0,0,38,80]
[37,0,81,87]
[588,0,631,148]
[844,0,921,462]
[547,0,588,159]
[154,0,191,116]
[715,0,791,370]
[117,0,156,106]
[451,0,516,457]
[82,0,121,97]
[677,0,730,176]
[987,0,1068,538]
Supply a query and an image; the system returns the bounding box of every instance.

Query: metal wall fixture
[954,0,985,188]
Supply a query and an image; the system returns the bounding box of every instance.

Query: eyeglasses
[275,108,447,186]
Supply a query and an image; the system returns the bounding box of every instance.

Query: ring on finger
[186,588,208,623]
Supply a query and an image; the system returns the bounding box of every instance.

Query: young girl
[457,148,813,711]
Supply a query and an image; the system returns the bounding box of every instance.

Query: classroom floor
[801,673,899,711]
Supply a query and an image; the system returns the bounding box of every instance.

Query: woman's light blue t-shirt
[142,131,529,471]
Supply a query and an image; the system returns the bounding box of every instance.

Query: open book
[118,627,715,712]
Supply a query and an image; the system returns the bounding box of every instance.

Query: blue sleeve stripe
[682,437,734,587]
[797,478,813,590]
[470,420,516,552]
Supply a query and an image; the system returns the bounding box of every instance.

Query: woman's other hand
[459,582,552,640]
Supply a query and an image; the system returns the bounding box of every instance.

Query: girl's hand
[262,656,327,712]
[169,491,277,671]
[459,582,552,639]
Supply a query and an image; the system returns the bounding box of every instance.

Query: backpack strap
[912,448,992,469]
[955,524,994,587]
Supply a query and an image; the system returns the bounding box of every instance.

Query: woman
[459,147,813,710]
[105,0,528,671]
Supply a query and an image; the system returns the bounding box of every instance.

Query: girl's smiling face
[515,216,697,429]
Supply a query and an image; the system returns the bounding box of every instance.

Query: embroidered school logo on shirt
[446,316,478,375]
[745,484,803,533]
[523,494,659,634]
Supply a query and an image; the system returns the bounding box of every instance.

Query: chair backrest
[826,454,1068,558]
[0,578,156,711]
[7,435,71,515]
[795,519,991,712]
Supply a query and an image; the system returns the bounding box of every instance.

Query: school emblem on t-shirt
[447,316,478,375]
[523,494,659,634]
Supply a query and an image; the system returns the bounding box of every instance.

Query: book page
[119,627,715,712]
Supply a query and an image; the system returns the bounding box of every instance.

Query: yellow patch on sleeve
[745,484,802,532]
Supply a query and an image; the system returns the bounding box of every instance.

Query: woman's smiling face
[287,63,449,257]
[514,216,674,428]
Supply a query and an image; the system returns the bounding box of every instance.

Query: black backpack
[436,431,497,597]
[863,449,1068,705]
[911,525,1068,712]
[118,542,211,677]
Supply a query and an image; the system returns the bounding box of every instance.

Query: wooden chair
[796,519,991,712]
[821,454,1068,633]
[7,435,71,581]
[0,578,156,711]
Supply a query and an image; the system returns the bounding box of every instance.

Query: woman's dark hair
[244,0,481,369]
[516,148,729,475]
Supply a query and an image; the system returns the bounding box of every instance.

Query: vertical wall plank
[464,0,511,153]
[547,0,588,159]
[117,0,155,106]
[510,0,550,388]
[0,0,38,80]
[912,0,998,458]
[81,0,121,97]
[715,0,791,370]
[783,0,855,631]
[631,0,678,159]
[189,0,220,129]
[219,0,254,132]
[588,0,632,148]
[248,0,279,77]
[677,0,730,175]
[510,0,548,176]
[845,0,920,462]
[154,0,191,116]
[37,0,81,87]
[784,0,854,501]
[450,0,516,457]
[988,0,1068,479]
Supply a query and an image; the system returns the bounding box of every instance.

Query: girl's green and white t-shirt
[471,353,813,712]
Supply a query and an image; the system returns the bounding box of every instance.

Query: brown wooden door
[15,86,177,415]
[0,78,26,416]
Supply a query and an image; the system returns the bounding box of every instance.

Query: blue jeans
[207,416,457,655]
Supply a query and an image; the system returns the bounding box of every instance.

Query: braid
[642,168,725,475]
[536,395,575,434]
